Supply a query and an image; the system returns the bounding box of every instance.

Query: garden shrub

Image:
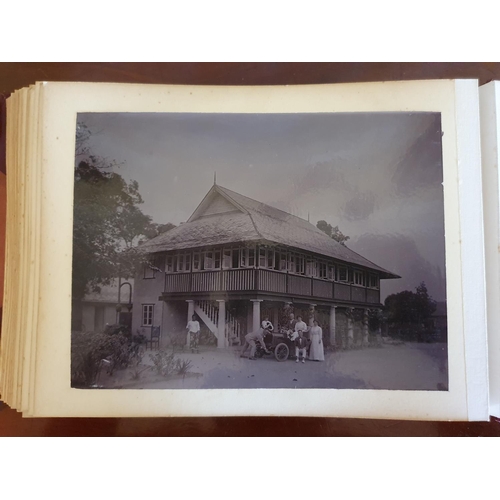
[71,331,126,387]
[150,350,177,377]
[71,327,147,388]
[175,358,192,376]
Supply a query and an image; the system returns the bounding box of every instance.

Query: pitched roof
[139,184,399,279]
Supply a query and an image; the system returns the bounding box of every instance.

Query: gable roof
[139,184,400,279]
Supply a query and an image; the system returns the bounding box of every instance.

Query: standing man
[186,314,201,353]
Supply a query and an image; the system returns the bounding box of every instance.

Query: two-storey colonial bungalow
[132,184,400,349]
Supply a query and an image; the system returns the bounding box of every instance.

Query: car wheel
[275,343,289,362]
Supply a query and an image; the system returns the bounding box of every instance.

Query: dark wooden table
[1,62,500,436]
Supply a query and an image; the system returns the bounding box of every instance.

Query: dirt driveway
[101,342,448,391]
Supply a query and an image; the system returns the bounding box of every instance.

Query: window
[221,248,241,270]
[369,274,379,289]
[240,247,256,268]
[278,251,288,271]
[204,250,221,270]
[193,252,201,271]
[258,247,275,269]
[328,264,335,281]
[294,254,305,275]
[354,270,365,286]
[318,261,328,279]
[306,258,317,277]
[232,248,240,268]
[338,266,348,282]
[142,304,154,326]
[259,247,266,268]
[204,251,214,270]
[176,252,191,272]
[166,255,178,273]
[267,249,274,269]
[223,248,232,269]
[248,248,255,267]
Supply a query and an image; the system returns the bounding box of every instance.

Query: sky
[76,111,446,302]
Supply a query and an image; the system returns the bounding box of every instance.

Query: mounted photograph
[71,110,447,392]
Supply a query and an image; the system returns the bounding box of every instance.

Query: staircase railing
[197,300,219,328]
[195,300,242,346]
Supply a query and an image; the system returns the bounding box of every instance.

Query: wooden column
[347,308,354,349]
[308,304,316,327]
[186,300,194,347]
[272,307,279,332]
[216,299,226,348]
[329,305,337,347]
[251,299,263,333]
[363,308,369,347]
[376,309,383,344]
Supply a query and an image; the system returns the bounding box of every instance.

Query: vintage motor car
[255,328,304,361]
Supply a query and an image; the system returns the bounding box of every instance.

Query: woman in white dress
[308,320,325,361]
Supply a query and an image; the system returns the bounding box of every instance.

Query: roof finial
[214,171,217,185]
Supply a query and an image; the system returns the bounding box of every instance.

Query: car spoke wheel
[275,343,289,362]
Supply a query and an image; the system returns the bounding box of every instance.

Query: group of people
[288,313,325,363]
[186,311,325,362]
[239,313,325,362]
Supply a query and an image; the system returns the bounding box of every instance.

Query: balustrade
[164,268,379,304]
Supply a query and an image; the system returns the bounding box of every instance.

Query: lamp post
[116,280,133,324]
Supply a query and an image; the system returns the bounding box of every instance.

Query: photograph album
[0,79,496,420]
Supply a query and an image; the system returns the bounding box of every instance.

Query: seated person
[295,329,308,363]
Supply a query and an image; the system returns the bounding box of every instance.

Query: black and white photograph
[70,110,448,392]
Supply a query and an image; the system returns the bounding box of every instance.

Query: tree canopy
[72,124,174,301]
[316,220,350,246]
[384,282,437,337]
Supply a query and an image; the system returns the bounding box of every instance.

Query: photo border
[33,80,488,419]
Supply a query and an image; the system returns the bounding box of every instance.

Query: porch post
[376,308,383,344]
[329,305,337,347]
[363,308,369,347]
[272,307,279,332]
[186,300,195,347]
[308,304,316,327]
[347,308,354,349]
[251,299,263,333]
[216,299,226,349]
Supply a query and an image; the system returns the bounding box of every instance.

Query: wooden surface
[1,62,500,436]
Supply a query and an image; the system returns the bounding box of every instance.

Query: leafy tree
[384,281,437,340]
[143,222,176,240]
[72,124,173,301]
[316,220,350,246]
[73,159,151,299]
